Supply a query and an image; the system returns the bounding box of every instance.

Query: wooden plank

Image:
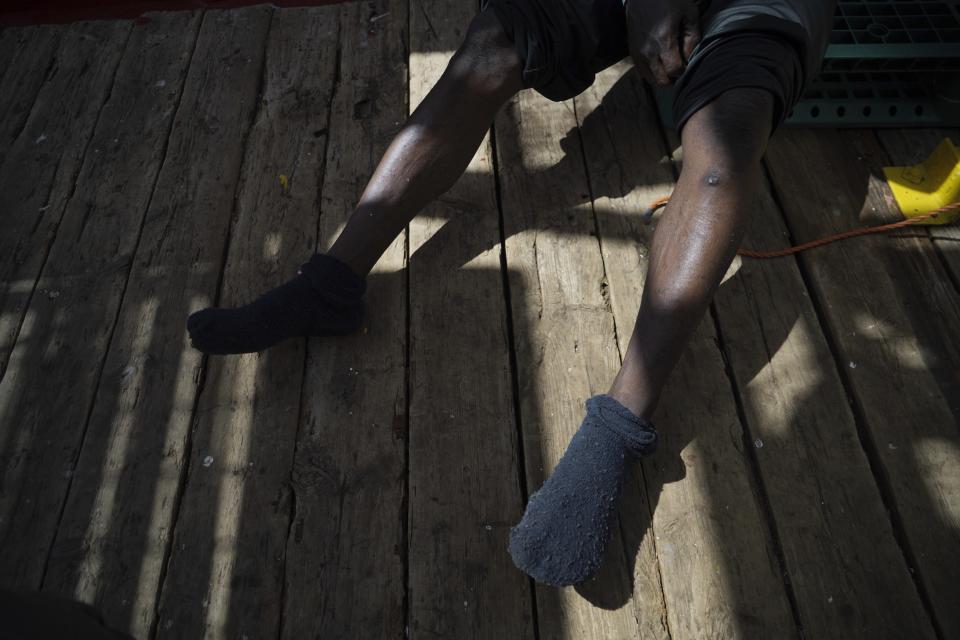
[24,8,269,638]
[0,27,19,73]
[706,154,936,635]
[495,76,647,638]
[765,128,960,638]
[279,1,409,637]
[0,25,64,165]
[569,63,671,639]
[0,26,32,153]
[152,8,339,639]
[0,20,131,378]
[406,0,533,638]
[875,129,960,290]
[0,19,134,587]
[649,117,936,636]
[4,8,200,598]
[572,64,797,639]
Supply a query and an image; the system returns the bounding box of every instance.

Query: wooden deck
[1,2,959,638]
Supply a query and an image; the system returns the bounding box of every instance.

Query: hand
[625,0,701,86]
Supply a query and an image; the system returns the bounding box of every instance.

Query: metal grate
[831,0,960,46]
[784,0,960,125]
[655,0,960,127]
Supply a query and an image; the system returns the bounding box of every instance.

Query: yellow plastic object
[883,138,960,225]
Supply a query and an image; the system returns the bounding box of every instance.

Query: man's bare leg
[328,11,523,276]
[607,87,773,418]
[508,88,774,587]
[188,12,522,354]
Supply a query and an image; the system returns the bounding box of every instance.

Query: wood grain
[0,17,162,591]
[495,76,644,639]
[30,11,201,613]
[0,25,64,167]
[0,20,130,378]
[710,143,934,637]
[1,4,956,637]
[17,9,268,637]
[406,0,534,637]
[765,128,960,637]
[570,62,671,640]
[153,8,338,639]
[280,1,410,637]
[0,27,18,77]
[573,65,796,639]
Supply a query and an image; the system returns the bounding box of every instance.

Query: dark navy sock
[187,253,365,355]
[508,394,657,587]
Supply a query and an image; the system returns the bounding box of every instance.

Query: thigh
[670,0,835,134]
[482,0,628,102]
[671,30,804,136]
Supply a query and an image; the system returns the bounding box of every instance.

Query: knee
[684,88,773,181]
[447,11,523,97]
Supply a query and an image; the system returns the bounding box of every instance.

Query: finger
[658,37,685,81]
[647,52,671,86]
[682,21,701,61]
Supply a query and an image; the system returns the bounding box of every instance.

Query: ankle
[299,252,367,301]
[605,383,658,422]
[324,246,371,280]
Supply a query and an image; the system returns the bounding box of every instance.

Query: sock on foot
[187,253,366,354]
[508,394,657,587]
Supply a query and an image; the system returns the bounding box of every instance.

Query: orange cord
[645,197,960,259]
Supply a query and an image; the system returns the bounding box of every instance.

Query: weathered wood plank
[8,9,200,601]
[406,0,534,637]
[0,20,131,378]
[0,27,19,74]
[648,119,937,637]
[131,8,338,640]
[0,19,137,588]
[765,128,960,638]
[17,9,269,638]
[573,64,797,639]
[875,129,960,292]
[570,62,671,640]
[279,1,409,637]
[707,152,935,636]
[0,25,64,166]
[495,79,646,638]
[644,306,797,638]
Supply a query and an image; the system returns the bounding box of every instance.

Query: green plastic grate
[830,0,960,46]
[657,0,960,127]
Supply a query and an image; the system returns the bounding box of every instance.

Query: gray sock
[508,394,657,586]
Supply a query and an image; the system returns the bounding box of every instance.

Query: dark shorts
[483,0,835,132]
